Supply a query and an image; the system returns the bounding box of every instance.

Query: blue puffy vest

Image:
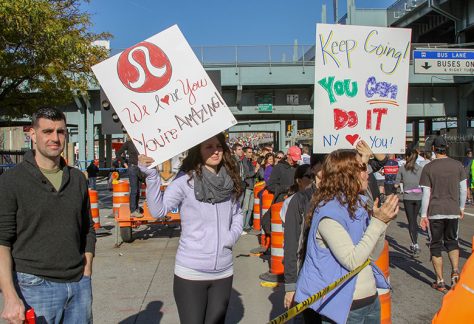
[295,196,389,323]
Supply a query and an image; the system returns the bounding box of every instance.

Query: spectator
[299,145,311,165]
[267,146,300,204]
[115,134,142,217]
[280,164,312,223]
[296,149,398,323]
[139,133,243,324]
[463,148,473,205]
[242,146,260,233]
[420,136,467,292]
[232,143,245,205]
[283,158,324,311]
[274,151,285,165]
[262,146,300,236]
[0,107,96,323]
[383,154,399,195]
[396,147,425,257]
[261,144,273,156]
[86,160,99,190]
[260,153,275,183]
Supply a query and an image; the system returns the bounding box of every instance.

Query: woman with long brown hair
[295,149,399,324]
[139,133,243,324]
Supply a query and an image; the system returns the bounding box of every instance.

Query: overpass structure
[2,0,473,166]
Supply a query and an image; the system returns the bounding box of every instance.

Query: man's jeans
[88,177,97,190]
[242,188,255,229]
[15,272,92,324]
[128,164,140,212]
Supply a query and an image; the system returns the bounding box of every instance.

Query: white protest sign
[313,24,411,153]
[92,25,237,167]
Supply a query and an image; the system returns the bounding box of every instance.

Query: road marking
[464,212,474,217]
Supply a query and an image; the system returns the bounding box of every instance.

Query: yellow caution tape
[260,281,279,288]
[267,259,371,324]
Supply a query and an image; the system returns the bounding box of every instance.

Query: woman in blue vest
[295,149,399,324]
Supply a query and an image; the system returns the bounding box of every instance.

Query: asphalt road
[1,181,473,323]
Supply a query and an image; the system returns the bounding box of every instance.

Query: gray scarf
[194,166,235,203]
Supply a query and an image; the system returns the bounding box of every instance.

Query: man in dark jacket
[116,134,141,217]
[242,146,259,232]
[86,160,99,190]
[0,107,96,323]
[262,146,301,234]
[232,143,245,205]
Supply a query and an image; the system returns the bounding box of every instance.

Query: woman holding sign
[139,132,243,324]
[295,149,398,324]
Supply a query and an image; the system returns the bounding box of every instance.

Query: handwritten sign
[92,25,237,167]
[313,24,411,153]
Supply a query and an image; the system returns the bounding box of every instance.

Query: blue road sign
[413,49,474,75]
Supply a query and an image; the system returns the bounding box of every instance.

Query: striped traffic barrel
[252,181,266,231]
[270,201,284,275]
[113,180,130,217]
[260,190,274,249]
[375,240,390,281]
[375,240,391,324]
[88,189,100,230]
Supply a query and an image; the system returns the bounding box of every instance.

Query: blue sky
[83,0,397,50]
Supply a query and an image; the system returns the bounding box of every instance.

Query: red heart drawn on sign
[345,134,360,145]
[160,95,170,105]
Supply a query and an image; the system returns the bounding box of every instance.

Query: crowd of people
[0,107,470,323]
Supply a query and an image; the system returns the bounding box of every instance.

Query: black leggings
[403,199,421,245]
[173,275,233,324]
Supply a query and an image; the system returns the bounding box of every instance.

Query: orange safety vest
[432,254,474,323]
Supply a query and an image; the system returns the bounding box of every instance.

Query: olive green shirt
[39,167,63,191]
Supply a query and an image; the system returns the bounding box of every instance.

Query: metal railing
[111,44,315,67]
[111,42,468,67]
[387,0,427,25]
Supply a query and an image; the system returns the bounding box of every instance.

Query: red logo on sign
[117,41,172,93]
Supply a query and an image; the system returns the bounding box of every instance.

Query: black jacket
[368,157,387,208]
[283,185,315,291]
[242,157,257,189]
[0,151,96,282]
[86,163,99,178]
[267,160,297,203]
[116,140,139,165]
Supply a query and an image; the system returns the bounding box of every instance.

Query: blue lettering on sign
[365,76,398,99]
[323,134,339,147]
[369,136,394,149]
[414,50,474,60]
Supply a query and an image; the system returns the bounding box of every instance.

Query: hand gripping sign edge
[117,41,172,93]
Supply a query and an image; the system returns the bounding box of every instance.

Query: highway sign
[258,104,273,112]
[414,49,474,75]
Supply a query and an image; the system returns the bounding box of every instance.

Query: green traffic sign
[258,104,273,112]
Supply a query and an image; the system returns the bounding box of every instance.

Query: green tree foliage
[0,0,111,117]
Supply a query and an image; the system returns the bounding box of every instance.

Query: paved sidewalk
[1,183,473,323]
[91,223,283,324]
